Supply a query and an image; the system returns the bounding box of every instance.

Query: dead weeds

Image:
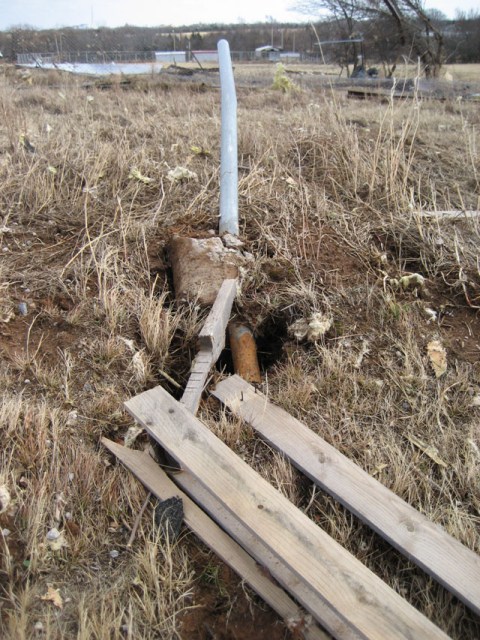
[0,63,479,638]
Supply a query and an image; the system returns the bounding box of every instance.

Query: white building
[191,50,218,63]
[255,46,281,62]
[155,51,187,63]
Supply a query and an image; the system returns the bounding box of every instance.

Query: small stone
[222,233,245,249]
[1,528,11,537]
[34,621,44,632]
[109,549,120,559]
[68,473,74,482]
[66,410,78,426]
[46,528,61,541]
[18,302,28,316]
[24,379,31,384]
[154,496,184,540]
[0,485,11,513]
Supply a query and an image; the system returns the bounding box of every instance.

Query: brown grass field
[0,61,479,639]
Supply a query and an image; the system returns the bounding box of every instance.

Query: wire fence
[16,51,156,65]
[17,50,326,66]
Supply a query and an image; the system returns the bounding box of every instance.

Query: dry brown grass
[0,62,479,638]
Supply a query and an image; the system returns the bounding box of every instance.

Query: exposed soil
[180,549,291,640]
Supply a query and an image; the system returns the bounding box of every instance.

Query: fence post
[217,39,238,237]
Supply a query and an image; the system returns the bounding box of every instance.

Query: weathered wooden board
[198,278,237,360]
[125,386,449,640]
[101,438,327,640]
[171,456,360,639]
[347,88,409,101]
[212,375,480,617]
[179,348,214,414]
[180,278,237,414]
[417,210,480,220]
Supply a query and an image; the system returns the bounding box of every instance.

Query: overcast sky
[1,0,477,30]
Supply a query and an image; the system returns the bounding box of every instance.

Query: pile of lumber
[103,279,480,639]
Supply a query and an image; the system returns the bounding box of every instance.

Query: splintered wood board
[198,278,237,360]
[212,375,480,617]
[101,439,327,640]
[125,386,449,640]
[180,278,237,414]
[179,348,214,414]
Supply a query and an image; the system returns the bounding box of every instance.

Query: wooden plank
[347,88,408,101]
[171,457,359,639]
[125,386,449,640]
[180,278,237,414]
[101,438,327,640]
[212,375,480,617]
[180,348,214,414]
[177,288,348,636]
[417,210,480,220]
[198,278,237,360]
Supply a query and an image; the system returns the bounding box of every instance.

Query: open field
[0,62,479,639]
[182,61,480,82]
[233,62,480,83]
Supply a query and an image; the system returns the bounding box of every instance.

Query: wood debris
[427,339,447,378]
[40,585,63,609]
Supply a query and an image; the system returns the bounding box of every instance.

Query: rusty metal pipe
[228,323,262,384]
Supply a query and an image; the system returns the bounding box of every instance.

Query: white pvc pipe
[217,39,238,237]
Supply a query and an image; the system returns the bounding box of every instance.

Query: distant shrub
[272,63,298,92]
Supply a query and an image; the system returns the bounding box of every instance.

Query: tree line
[1,10,479,75]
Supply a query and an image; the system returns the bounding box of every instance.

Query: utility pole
[266,15,274,47]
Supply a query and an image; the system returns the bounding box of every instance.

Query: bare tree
[450,10,480,63]
[386,0,444,76]
[296,0,444,76]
